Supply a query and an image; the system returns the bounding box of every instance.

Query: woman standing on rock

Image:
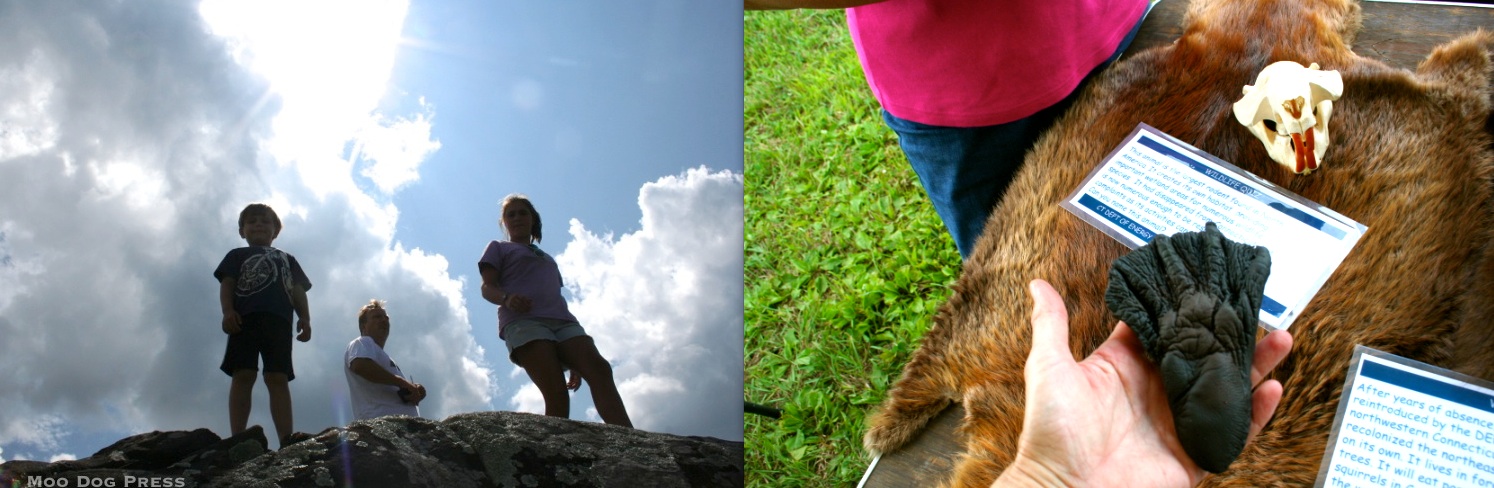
[478,194,633,427]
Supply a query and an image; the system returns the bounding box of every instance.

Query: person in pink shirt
[747,0,1151,260]
[478,194,632,427]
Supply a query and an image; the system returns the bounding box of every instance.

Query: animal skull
[1233,61,1343,174]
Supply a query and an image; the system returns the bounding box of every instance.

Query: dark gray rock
[440,412,743,488]
[209,417,490,488]
[1,412,744,488]
[0,427,222,482]
[177,425,269,476]
[90,428,223,470]
[0,427,259,487]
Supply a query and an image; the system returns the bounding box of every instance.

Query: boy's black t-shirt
[214,246,311,323]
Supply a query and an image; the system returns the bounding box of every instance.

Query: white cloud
[550,166,744,441]
[0,52,58,159]
[0,415,67,454]
[0,222,44,311]
[0,0,493,460]
[47,453,77,463]
[509,380,548,416]
[199,0,409,165]
[353,105,442,194]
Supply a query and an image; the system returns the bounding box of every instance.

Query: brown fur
[862,0,1494,485]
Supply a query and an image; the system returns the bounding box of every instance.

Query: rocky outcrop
[0,425,268,487]
[0,412,744,487]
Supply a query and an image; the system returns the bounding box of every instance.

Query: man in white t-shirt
[344,300,424,420]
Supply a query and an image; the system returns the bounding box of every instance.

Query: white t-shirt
[344,336,419,420]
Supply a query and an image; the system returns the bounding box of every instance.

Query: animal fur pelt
[861,0,1494,485]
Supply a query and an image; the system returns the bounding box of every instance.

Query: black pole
[745,401,781,419]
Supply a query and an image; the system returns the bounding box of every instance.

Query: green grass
[744,9,961,487]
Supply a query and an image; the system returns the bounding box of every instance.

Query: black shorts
[220,312,295,380]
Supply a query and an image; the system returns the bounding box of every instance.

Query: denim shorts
[503,318,589,362]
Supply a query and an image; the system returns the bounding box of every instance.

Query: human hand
[222,311,242,335]
[401,382,427,405]
[994,279,1293,487]
[296,317,311,342]
[567,370,582,391]
[504,294,533,313]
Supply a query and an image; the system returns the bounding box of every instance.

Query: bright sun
[197,0,409,163]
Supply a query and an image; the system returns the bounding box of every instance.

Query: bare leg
[263,372,294,446]
[229,369,257,435]
[513,340,570,418]
[559,336,632,428]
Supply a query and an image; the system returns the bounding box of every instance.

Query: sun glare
[198,0,409,163]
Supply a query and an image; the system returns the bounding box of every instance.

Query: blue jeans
[884,10,1146,260]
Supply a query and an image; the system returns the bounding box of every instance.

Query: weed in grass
[745,8,960,488]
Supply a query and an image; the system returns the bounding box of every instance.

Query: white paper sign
[1315,347,1494,488]
[1061,123,1366,330]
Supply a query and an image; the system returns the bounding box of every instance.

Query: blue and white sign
[1062,123,1365,330]
[1316,347,1494,488]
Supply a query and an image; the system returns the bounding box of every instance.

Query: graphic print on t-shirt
[237,250,293,300]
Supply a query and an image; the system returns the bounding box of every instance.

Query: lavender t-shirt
[478,241,578,338]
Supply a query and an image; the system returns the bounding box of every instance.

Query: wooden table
[856,1,1494,486]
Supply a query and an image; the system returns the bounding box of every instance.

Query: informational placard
[1061,123,1366,330]
[1315,346,1494,488]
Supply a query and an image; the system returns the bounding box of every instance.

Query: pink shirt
[479,241,579,338]
[848,0,1148,127]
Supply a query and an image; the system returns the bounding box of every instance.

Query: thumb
[1028,279,1073,366]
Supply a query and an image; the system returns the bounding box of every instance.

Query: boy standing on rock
[214,203,313,448]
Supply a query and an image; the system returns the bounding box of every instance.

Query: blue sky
[391,0,739,251]
[0,0,742,462]
[388,0,740,337]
